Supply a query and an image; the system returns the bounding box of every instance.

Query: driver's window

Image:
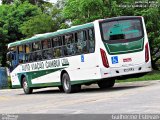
[8,47,18,71]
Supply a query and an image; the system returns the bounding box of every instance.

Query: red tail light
[100,48,109,68]
[145,43,149,62]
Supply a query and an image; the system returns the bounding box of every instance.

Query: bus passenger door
[7,47,19,71]
[11,51,18,70]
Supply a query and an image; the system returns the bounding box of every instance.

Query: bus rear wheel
[62,73,81,93]
[98,79,115,89]
[58,86,64,92]
[22,77,33,94]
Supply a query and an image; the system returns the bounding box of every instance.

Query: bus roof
[8,22,94,48]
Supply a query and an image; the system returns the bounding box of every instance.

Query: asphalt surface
[0,80,160,114]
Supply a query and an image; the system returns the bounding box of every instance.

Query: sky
[47,0,57,3]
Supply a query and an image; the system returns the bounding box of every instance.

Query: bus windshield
[100,18,143,41]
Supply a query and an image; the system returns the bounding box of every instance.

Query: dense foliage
[0,0,64,66]
[0,0,160,69]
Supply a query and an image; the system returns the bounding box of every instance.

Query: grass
[117,71,160,83]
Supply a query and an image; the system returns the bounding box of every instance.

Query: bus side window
[75,30,87,54]
[52,37,62,58]
[33,42,41,51]
[88,28,95,53]
[18,45,25,64]
[42,39,51,49]
[9,47,18,70]
[25,43,32,62]
[42,39,53,60]
[63,34,75,56]
[33,51,42,61]
[42,49,53,60]
[83,31,88,53]
[29,53,33,62]
[32,41,42,61]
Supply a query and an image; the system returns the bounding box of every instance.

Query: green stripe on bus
[12,79,100,89]
[104,38,144,55]
[31,79,99,88]
[12,85,21,88]
[31,82,61,88]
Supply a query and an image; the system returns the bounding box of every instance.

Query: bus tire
[22,77,33,94]
[98,79,115,89]
[58,86,64,92]
[62,73,81,93]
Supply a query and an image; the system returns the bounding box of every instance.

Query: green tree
[135,8,160,69]
[20,14,54,37]
[2,0,48,6]
[63,0,104,25]
[0,1,42,66]
[0,1,66,66]
[56,0,66,9]
[42,2,67,30]
[2,0,13,4]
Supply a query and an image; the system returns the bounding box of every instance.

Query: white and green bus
[7,16,152,94]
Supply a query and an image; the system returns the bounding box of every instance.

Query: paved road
[0,80,160,114]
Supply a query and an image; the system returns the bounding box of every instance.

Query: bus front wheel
[62,73,81,93]
[22,77,33,94]
[98,79,115,89]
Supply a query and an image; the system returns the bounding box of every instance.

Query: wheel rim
[63,77,69,90]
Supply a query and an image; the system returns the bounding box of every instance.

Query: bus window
[53,37,62,58]
[25,44,32,62]
[42,49,53,60]
[18,45,25,64]
[88,29,95,53]
[8,47,18,71]
[53,48,62,58]
[29,53,33,62]
[32,41,42,61]
[42,39,53,60]
[25,44,32,53]
[53,37,62,47]
[42,39,51,49]
[33,42,41,51]
[100,19,143,41]
[63,34,75,56]
[75,31,87,54]
[64,34,74,45]
[33,51,42,61]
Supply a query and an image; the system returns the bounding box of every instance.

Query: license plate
[124,68,134,72]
